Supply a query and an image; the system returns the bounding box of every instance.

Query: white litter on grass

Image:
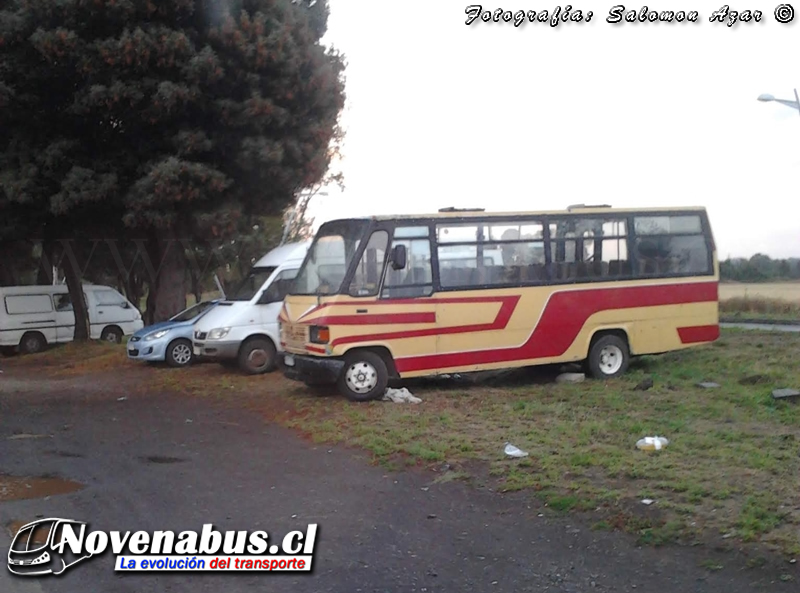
[504,442,529,458]
[641,499,655,506]
[382,387,422,404]
[636,436,669,451]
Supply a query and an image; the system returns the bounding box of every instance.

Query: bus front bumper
[282,353,344,384]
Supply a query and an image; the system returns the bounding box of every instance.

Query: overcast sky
[308,2,800,259]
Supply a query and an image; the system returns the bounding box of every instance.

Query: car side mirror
[391,244,407,271]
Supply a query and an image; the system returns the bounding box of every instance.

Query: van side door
[3,292,58,346]
[54,293,76,342]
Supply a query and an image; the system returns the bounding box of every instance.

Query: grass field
[719,282,799,321]
[7,328,800,561]
[719,282,800,302]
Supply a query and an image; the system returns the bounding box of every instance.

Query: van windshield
[291,220,369,295]
[229,266,277,301]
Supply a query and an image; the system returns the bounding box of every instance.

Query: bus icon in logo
[7,518,92,576]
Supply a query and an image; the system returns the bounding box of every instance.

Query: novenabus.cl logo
[8,519,318,576]
[7,518,93,576]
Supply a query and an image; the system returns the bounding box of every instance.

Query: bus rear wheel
[337,351,389,402]
[587,334,629,379]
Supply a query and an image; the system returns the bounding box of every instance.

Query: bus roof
[322,206,708,223]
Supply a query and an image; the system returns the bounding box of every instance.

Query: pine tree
[0,0,345,327]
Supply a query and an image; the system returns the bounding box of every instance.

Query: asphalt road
[0,374,796,593]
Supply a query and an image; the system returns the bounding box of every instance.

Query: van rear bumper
[282,353,344,384]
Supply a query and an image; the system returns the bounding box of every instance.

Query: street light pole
[757,89,800,116]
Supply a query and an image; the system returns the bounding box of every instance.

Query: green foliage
[0,0,345,318]
[720,255,800,282]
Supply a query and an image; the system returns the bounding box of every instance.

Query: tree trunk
[152,230,187,322]
[191,270,202,305]
[37,239,55,285]
[62,246,90,341]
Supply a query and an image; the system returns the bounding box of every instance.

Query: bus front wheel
[586,334,629,379]
[337,351,389,402]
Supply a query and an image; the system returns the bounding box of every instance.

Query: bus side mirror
[391,244,407,271]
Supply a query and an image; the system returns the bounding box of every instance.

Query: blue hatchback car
[127,300,220,367]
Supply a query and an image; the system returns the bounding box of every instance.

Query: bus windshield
[292,219,369,295]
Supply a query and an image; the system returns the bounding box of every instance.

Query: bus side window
[348,231,389,297]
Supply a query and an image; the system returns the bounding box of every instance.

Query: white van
[192,241,311,374]
[0,284,144,355]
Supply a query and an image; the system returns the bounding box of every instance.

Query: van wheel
[337,351,389,402]
[238,338,276,374]
[19,332,47,355]
[101,326,123,344]
[587,334,630,379]
[166,339,194,368]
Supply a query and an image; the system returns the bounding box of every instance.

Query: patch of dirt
[0,475,84,502]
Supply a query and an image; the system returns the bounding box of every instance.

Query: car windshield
[170,301,215,323]
[228,266,277,301]
[291,220,369,295]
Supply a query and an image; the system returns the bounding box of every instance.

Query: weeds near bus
[7,329,800,559]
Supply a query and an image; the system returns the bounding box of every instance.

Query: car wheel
[19,332,47,355]
[100,326,123,344]
[337,350,389,402]
[166,339,194,368]
[587,334,630,379]
[237,338,276,375]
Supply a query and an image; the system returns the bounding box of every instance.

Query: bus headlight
[309,326,330,344]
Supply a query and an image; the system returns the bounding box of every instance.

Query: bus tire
[19,332,47,355]
[238,338,276,375]
[337,350,389,402]
[587,334,629,379]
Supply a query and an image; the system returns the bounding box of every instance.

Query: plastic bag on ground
[383,387,422,404]
[636,436,669,451]
[504,442,529,458]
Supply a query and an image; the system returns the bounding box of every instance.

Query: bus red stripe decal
[394,282,718,373]
[306,345,326,354]
[297,295,524,322]
[677,324,720,344]
[315,312,436,326]
[329,296,520,347]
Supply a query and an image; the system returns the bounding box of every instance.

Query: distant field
[719,282,800,302]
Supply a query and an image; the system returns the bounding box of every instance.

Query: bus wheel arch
[337,347,392,402]
[585,329,630,380]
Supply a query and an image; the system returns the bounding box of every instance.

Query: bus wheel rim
[345,361,378,394]
[599,345,623,374]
